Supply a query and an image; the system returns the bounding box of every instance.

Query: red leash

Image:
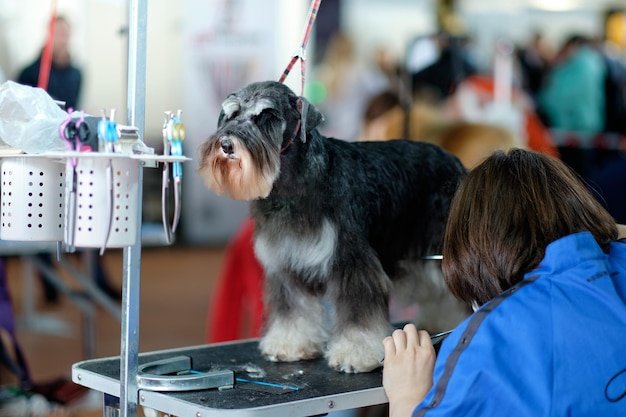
[38,0,58,90]
[278,0,321,95]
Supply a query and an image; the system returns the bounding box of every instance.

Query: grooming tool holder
[65,154,139,248]
[0,156,65,241]
[0,152,189,249]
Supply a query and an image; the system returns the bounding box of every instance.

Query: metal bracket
[137,355,234,392]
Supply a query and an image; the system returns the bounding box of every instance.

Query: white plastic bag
[0,81,67,154]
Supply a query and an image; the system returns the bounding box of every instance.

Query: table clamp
[137,355,234,392]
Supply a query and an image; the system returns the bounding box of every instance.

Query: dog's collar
[280,119,301,153]
[281,99,304,153]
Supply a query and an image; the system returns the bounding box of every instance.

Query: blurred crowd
[309,28,626,224]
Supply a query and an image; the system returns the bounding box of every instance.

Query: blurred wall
[342,0,437,66]
[0,0,305,144]
[179,0,307,244]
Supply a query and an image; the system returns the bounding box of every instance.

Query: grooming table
[72,339,387,416]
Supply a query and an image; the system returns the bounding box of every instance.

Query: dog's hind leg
[324,255,394,373]
[393,261,471,333]
[259,282,328,362]
[325,312,392,373]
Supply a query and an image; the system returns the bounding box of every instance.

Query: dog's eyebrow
[221,96,241,119]
[244,98,274,117]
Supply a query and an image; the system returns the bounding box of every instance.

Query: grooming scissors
[60,110,91,249]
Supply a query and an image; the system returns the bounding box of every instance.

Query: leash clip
[278,0,321,94]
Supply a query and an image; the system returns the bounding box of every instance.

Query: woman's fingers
[392,327,408,349]
[382,324,437,417]
[384,324,435,363]
[404,323,419,346]
[384,324,431,360]
[417,329,434,350]
[383,334,396,358]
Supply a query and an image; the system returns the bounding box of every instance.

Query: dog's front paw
[325,327,387,373]
[259,317,327,362]
[260,335,321,362]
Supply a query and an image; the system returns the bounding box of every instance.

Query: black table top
[73,339,387,416]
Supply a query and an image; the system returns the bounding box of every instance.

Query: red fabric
[525,110,560,158]
[207,218,265,342]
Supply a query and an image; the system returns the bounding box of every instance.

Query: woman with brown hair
[382,148,626,417]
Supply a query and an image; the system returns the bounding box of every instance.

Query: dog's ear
[217,109,226,128]
[297,96,324,143]
[217,95,240,128]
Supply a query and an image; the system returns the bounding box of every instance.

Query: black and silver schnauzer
[198,80,468,373]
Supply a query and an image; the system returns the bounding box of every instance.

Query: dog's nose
[220,138,234,155]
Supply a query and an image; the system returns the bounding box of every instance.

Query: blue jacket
[414,232,626,416]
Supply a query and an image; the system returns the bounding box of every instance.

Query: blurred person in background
[17,15,81,110]
[515,32,554,104]
[312,31,389,141]
[538,34,606,133]
[599,10,626,134]
[409,32,477,102]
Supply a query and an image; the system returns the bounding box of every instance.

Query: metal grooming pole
[119,0,147,415]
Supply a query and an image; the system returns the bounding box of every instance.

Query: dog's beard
[199,134,279,200]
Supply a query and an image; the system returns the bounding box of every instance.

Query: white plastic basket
[65,156,139,248]
[0,157,65,241]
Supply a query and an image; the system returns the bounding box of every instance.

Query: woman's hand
[382,323,436,417]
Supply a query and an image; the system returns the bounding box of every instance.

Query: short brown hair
[442,148,618,307]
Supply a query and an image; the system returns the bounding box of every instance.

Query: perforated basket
[64,156,139,248]
[0,157,65,241]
